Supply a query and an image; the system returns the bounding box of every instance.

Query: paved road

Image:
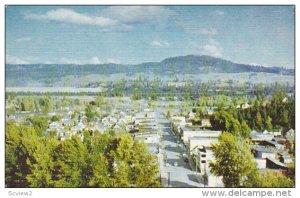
[155,108,204,187]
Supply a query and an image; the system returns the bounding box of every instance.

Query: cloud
[24,9,117,27]
[6,55,42,64]
[23,7,173,31]
[150,40,170,47]
[15,37,31,42]
[249,62,271,67]
[201,39,223,57]
[200,28,217,36]
[214,10,225,15]
[44,60,53,64]
[59,56,102,64]
[59,57,82,64]
[7,55,107,65]
[6,55,30,64]
[103,6,174,24]
[107,58,121,64]
[88,56,101,64]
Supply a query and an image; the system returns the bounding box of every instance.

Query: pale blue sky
[5,5,294,68]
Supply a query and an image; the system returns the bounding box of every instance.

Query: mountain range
[6,55,294,86]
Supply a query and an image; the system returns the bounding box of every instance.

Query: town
[5,86,295,187]
[5,5,295,189]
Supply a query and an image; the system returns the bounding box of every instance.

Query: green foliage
[255,111,263,131]
[5,122,160,188]
[239,91,294,131]
[51,136,87,187]
[5,122,37,187]
[19,97,35,111]
[210,111,242,136]
[51,114,62,122]
[210,91,295,134]
[85,104,97,121]
[26,138,58,187]
[38,96,53,113]
[210,132,257,187]
[28,116,48,136]
[245,170,294,188]
[253,83,266,101]
[240,120,251,138]
[265,116,272,131]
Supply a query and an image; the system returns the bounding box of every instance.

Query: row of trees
[196,95,247,108]
[6,95,95,115]
[5,121,160,187]
[241,91,295,131]
[210,133,294,187]
[210,92,295,136]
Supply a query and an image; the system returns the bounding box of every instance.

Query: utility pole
[195,155,198,176]
[168,172,171,187]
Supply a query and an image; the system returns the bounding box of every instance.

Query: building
[254,158,267,169]
[171,116,186,125]
[180,126,221,144]
[279,153,293,164]
[133,132,160,144]
[252,146,276,159]
[189,137,219,155]
[195,147,223,187]
[264,140,285,150]
[201,119,211,127]
[250,131,274,141]
[263,130,282,137]
[241,102,251,109]
[285,129,295,142]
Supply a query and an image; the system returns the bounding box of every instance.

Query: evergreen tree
[255,111,263,131]
[265,116,273,131]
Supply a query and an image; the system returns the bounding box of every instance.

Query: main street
[155,108,204,187]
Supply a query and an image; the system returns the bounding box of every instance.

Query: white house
[254,158,267,169]
[195,147,223,187]
[241,102,251,109]
[189,137,219,155]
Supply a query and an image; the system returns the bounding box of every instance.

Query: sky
[5,5,295,68]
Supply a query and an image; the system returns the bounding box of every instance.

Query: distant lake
[5,72,294,88]
[6,87,104,93]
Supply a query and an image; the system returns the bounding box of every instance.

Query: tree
[6,121,160,188]
[265,116,273,131]
[240,120,251,138]
[51,136,87,187]
[26,138,58,187]
[210,132,257,187]
[255,111,263,131]
[5,122,38,187]
[39,96,53,113]
[20,97,35,111]
[85,104,96,121]
[210,111,241,135]
[245,170,294,187]
[28,116,48,136]
[95,96,105,107]
[51,114,62,122]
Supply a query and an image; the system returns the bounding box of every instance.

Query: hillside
[6,55,294,87]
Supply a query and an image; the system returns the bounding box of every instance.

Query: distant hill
[6,55,294,86]
[145,55,294,74]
